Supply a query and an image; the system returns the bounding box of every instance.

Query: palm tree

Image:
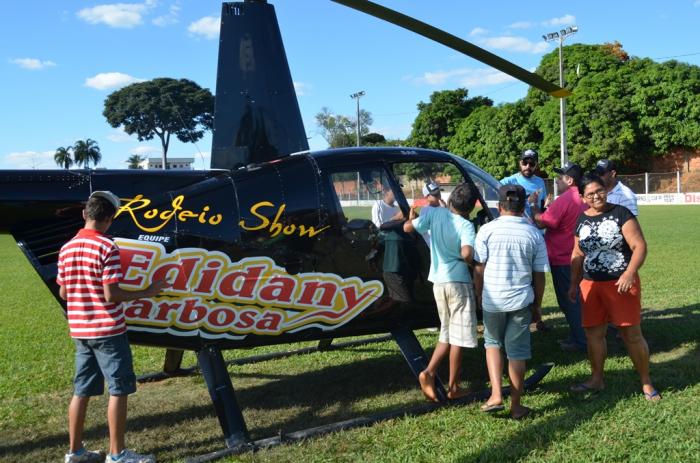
[53,146,73,169]
[73,139,101,169]
[126,154,145,169]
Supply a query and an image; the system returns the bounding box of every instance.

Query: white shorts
[433,282,478,348]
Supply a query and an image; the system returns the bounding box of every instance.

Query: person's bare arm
[461,245,473,265]
[103,279,171,303]
[616,217,647,293]
[403,207,418,233]
[59,285,67,300]
[473,262,485,309]
[569,236,585,302]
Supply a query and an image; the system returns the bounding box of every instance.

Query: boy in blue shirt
[404,183,478,401]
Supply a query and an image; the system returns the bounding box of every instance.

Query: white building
[139,157,195,170]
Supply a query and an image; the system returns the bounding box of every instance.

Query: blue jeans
[73,333,137,396]
[551,265,586,349]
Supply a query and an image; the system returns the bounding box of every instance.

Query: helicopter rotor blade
[331,0,571,98]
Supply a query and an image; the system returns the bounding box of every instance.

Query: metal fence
[543,171,685,196]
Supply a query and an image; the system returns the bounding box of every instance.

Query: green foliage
[126,154,145,169]
[103,78,214,167]
[449,101,535,179]
[73,139,101,169]
[441,43,700,178]
[315,107,373,148]
[361,132,386,145]
[408,88,492,151]
[53,146,73,169]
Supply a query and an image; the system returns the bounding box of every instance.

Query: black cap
[520,149,538,162]
[554,161,583,181]
[594,159,616,175]
[498,184,526,205]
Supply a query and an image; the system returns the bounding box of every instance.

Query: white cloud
[469,27,489,37]
[293,81,310,96]
[10,58,56,70]
[106,128,134,142]
[542,14,577,27]
[188,16,220,39]
[153,2,180,26]
[130,146,160,155]
[84,72,143,90]
[5,150,55,169]
[77,1,156,28]
[480,36,550,54]
[410,67,516,88]
[507,21,533,30]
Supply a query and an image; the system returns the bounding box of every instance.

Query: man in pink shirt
[530,162,588,352]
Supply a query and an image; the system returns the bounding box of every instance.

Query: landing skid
[185,326,553,462]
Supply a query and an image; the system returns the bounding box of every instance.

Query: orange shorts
[579,276,641,328]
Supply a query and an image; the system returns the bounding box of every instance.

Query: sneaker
[64,448,105,463]
[106,449,156,463]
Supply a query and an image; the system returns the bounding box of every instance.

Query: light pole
[350,90,365,147]
[543,26,578,173]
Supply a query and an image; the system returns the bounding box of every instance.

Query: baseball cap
[498,184,526,206]
[520,149,538,162]
[89,191,121,211]
[422,181,442,197]
[594,159,616,175]
[553,161,583,181]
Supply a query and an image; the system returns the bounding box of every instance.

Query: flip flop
[480,402,505,413]
[644,389,662,401]
[570,382,604,394]
[511,406,532,420]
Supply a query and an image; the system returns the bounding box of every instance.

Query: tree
[53,146,73,170]
[408,88,492,151]
[126,154,145,169]
[103,78,214,169]
[73,139,101,169]
[315,107,373,148]
[361,132,386,145]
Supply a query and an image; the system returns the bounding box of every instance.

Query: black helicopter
[0,0,567,456]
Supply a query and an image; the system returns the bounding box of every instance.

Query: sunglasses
[520,159,536,167]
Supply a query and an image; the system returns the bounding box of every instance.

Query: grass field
[1,205,699,462]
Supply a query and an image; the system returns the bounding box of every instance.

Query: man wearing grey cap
[595,159,638,216]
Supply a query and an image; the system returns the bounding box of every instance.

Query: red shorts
[579,276,641,328]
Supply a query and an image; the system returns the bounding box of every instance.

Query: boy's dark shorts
[73,333,137,397]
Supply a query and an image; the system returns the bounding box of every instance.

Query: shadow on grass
[3,305,698,462]
[458,304,700,462]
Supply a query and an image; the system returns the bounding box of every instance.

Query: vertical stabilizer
[211,1,309,170]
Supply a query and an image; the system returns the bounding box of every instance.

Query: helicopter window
[390,161,469,213]
[330,168,402,227]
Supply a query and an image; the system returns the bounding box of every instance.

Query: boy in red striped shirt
[58,191,169,463]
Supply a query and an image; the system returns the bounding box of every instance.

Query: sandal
[570,382,604,394]
[644,389,662,401]
[480,402,505,413]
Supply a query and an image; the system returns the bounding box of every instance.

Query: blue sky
[2,0,700,170]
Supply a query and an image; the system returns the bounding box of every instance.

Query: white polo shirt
[474,215,550,312]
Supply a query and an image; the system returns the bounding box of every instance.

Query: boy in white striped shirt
[473,184,549,419]
[58,191,169,463]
